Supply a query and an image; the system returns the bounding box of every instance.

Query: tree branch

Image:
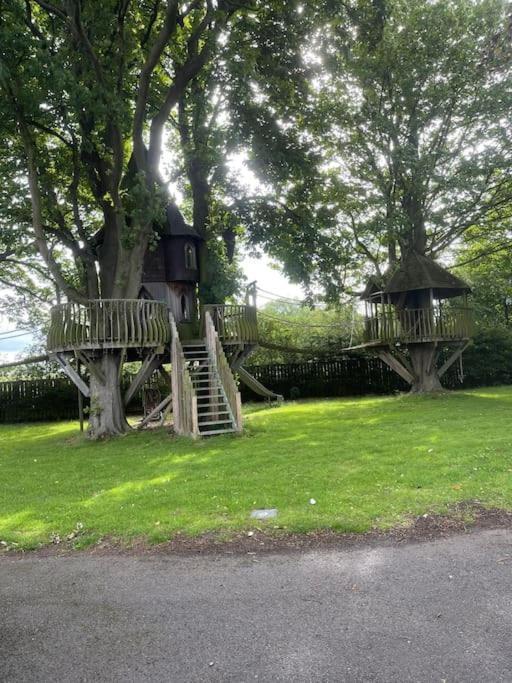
[133,0,180,169]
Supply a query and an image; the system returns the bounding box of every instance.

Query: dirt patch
[3,502,512,559]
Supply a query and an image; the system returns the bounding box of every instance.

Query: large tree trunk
[408,343,443,394]
[87,353,129,439]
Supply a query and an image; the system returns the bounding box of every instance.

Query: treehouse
[360,251,473,392]
[46,204,265,438]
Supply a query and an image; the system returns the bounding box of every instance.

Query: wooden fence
[0,376,147,424]
[0,352,505,423]
[239,357,409,401]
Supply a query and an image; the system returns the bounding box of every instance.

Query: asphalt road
[1,529,512,682]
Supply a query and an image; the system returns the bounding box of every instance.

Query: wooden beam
[53,353,90,397]
[393,347,413,376]
[438,341,470,378]
[377,350,414,385]
[75,350,105,384]
[231,343,257,371]
[124,352,162,407]
[0,353,50,369]
[137,394,172,430]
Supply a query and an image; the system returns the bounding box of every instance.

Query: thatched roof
[385,252,470,297]
[362,252,470,301]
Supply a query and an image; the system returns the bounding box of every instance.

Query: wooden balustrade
[170,315,199,438]
[363,306,473,344]
[47,300,171,352]
[204,311,242,432]
[201,304,258,345]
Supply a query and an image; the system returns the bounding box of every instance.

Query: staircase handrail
[204,311,243,432]
[169,312,199,437]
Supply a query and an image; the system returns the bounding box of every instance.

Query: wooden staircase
[182,342,237,436]
[170,311,242,438]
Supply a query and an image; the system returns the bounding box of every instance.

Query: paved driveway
[1,529,511,682]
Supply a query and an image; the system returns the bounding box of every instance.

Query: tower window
[184,242,197,270]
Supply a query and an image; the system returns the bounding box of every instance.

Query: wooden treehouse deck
[47,300,172,353]
[47,301,259,353]
[362,306,473,346]
[46,300,253,438]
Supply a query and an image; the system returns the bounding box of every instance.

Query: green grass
[2,387,512,550]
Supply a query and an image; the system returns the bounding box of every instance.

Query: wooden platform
[47,300,171,353]
[362,306,473,346]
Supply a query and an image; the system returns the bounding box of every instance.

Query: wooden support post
[77,358,84,433]
[124,352,162,407]
[438,341,470,378]
[376,349,414,385]
[137,394,173,430]
[393,347,414,376]
[53,353,90,397]
[75,350,105,384]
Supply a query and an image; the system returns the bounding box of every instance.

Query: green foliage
[308,0,512,284]
[3,387,512,549]
[458,226,512,329]
[462,328,512,387]
[250,300,361,363]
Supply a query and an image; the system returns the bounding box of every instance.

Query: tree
[307,0,512,390]
[0,0,270,437]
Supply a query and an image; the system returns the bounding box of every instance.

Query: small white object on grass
[309,498,316,505]
[250,509,278,520]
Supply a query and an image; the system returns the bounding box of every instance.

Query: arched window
[184,242,197,270]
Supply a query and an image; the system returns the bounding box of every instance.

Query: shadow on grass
[2,387,512,547]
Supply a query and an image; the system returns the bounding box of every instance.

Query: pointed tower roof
[160,204,202,239]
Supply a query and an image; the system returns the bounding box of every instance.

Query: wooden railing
[170,314,199,438]
[363,306,473,344]
[47,300,171,352]
[204,311,242,432]
[201,304,258,345]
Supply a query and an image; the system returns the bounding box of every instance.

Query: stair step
[193,379,221,385]
[200,428,236,436]
[198,419,234,427]
[198,410,231,419]
[197,398,225,403]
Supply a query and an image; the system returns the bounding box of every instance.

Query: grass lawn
[1,386,512,550]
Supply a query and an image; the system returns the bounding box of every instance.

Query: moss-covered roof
[362,251,470,301]
[385,252,470,296]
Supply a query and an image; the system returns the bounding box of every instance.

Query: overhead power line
[0,328,31,337]
[0,331,33,342]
